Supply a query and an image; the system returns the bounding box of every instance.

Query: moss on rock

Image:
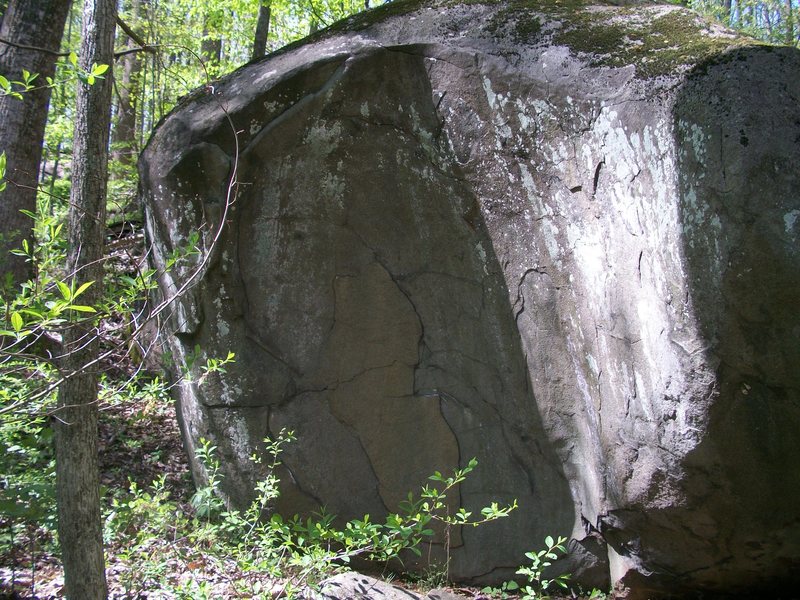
[548,4,761,77]
[248,0,767,89]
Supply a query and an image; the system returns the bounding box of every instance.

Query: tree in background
[0,0,71,290]
[252,0,272,59]
[690,0,799,46]
[110,0,144,170]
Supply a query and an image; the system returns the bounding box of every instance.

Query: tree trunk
[251,1,271,60]
[110,0,141,169]
[723,0,733,26]
[54,0,115,598]
[0,0,71,291]
[201,15,221,76]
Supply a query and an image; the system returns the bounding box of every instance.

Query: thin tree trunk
[201,15,221,75]
[786,0,795,45]
[0,0,71,291]
[251,1,271,60]
[54,0,115,597]
[111,0,141,169]
[47,141,61,203]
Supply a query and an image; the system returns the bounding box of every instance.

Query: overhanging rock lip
[143,0,770,152]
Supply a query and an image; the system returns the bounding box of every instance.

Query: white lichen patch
[253,70,277,88]
[223,413,252,462]
[677,120,708,169]
[303,120,344,156]
[784,209,799,239]
[568,224,607,304]
[262,99,280,112]
[409,105,433,145]
[320,172,346,200]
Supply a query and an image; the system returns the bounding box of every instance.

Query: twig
[0,36,69,57]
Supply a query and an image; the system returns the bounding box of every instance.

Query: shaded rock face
[139,1,800,596]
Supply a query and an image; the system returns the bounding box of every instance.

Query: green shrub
[482,535,571,600]
[105,429,517,598]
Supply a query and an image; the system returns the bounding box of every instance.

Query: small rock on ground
[315,573,473,600]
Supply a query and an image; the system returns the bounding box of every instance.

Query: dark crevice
[592,158,605,198]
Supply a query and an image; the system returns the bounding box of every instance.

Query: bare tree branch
[0,35,70,56]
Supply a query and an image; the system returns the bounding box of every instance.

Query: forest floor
[0,382,193,599]
[0,379,523,600]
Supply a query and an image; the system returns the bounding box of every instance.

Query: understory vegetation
[0,367,532,599]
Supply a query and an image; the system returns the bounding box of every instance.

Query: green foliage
[482,535,571,600]
[1,54,109,104]
[190,438,227,518]
[104,430,516,597]
[0,356,59,557]
[688,0,800,47]
[104,475,188,595]
[66,51,110,85]
[1,216,100,354]
[0,398,55,531]
[0,370,175,563]
[516,535,571,599]
[0,69,37,99]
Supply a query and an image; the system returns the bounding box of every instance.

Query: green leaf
[69,51,78,66]
[0,75,9,90]
[545,535,554,547]
[92,63,109,75]
[56,280,71,301]
[10,312,23,332]
[66,305,97,313]
[72,280,94,299]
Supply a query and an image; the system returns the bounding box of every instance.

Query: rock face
[138,1,800,596]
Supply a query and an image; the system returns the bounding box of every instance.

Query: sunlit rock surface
[139,1,800,596]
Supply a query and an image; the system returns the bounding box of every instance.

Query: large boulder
[138,1,800,596]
